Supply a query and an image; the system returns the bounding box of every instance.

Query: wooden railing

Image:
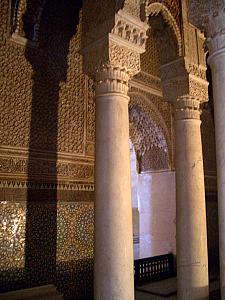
[134,254,175,285]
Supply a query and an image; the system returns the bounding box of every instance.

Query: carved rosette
[82,6,148,95]
[174,95,201,120]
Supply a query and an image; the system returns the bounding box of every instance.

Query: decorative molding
[112,9,148,51]
[85,142,95,157]
[86,76,95,143]
[0,156,94,181]
[0,146,94,163]
[174,95,201,120]
[131,71,162,94]
[0,180,94,192]
[95,66,130,95]
[129,79,162,98]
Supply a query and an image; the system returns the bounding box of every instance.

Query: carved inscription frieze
[0,157,94,181]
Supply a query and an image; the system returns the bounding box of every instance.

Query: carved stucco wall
[0,1,94,299]
[140,31,161,77]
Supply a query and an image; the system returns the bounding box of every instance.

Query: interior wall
[0,2,94,299]
[130,142,140,259]
[134,170,176,259]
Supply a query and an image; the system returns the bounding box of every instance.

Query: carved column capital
[95,66,130,95]
[160,58,209,104]
[174,95,201,120]
[82,5,148,81]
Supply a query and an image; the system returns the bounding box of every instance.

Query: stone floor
[0,285,63,300]
[135,278,221,300]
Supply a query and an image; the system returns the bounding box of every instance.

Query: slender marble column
[94,66,134,300]
[208,41,225,299]
[174,96,209,299]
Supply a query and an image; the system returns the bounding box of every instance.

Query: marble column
[208,28,225,299]
[174,95,209,299]
[94,66,134,300]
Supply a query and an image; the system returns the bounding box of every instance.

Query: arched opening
[129,94,176,259]
[128,1,182,264]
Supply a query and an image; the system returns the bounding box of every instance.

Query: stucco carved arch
[145,2,182,56]
[129,91,172,171]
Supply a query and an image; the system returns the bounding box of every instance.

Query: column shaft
[81,5,148,298]
[208,51,225,298]
[175,96,209,299]
[94,69,134,300]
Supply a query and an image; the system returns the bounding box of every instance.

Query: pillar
[174,95,209,299]
[207,20,225,298]
[81,4,148,298]
[94,66,134,300]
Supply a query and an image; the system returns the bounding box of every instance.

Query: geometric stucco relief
[129,92,172,171]
[0,5,95,186]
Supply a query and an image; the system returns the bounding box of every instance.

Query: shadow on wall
[24,0,72,286]
[20,0,92,299]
